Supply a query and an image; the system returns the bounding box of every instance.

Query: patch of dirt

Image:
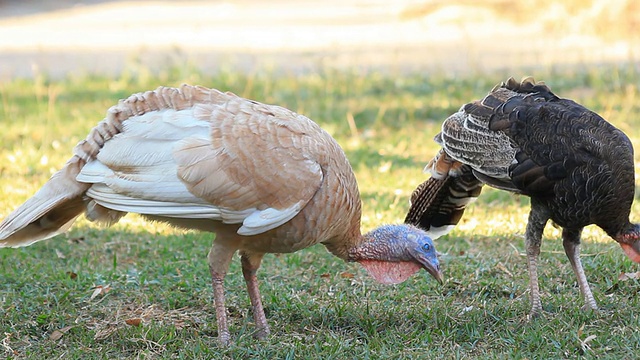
[81,303,208,340]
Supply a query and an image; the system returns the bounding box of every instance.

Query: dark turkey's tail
[405,163,482,239]
[498,76,556,98]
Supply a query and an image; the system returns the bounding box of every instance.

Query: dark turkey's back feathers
[408,76,636,236]
[406,77,640,317]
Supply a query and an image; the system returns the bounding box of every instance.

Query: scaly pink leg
[562,228,597,311]
[210,270,230,345]
[240,252,269,339]
[208,242,236,346]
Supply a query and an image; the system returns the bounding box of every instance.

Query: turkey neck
[345,230,402,263]
[598,127,636,237]
[611,221,640,243]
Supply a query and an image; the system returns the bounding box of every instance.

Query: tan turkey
[405,77,640,317]
[0,85,443,345]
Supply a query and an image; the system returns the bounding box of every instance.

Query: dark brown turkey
[405,77,640,317]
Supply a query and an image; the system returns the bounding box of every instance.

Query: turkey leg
[525,205,549,318]
[240,252,269,339]
[562,228,598,311]
[208,242,236,346]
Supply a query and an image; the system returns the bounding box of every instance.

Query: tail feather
[0,157,90,247]
[405,165,482,239]
[0,85,209,247]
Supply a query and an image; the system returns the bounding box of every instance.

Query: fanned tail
[0,84,228,247]
[405,160,482,239]
[0,87,131,247]
[0,158,90,247]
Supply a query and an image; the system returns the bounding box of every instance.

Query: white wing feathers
[238,202,304,236]
[76,107,310,236]
[0,86,323,247]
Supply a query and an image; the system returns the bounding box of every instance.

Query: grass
[1,62,640,359]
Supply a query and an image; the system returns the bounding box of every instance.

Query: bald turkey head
[349,224,443,285]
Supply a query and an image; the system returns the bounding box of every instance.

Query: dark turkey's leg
[525,204,549,318]
[208,242,237,346]
[240,251,269,339]
[562,228,597,311]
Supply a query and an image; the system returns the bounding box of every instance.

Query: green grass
[1,62,640,359]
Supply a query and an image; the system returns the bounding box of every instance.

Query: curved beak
[427,264,444,285]
[415,255,444,284]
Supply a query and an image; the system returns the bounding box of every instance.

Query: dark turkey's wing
[438,93,518,192]
[442,77,617,198]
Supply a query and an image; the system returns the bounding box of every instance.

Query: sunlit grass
[1,63,640,358]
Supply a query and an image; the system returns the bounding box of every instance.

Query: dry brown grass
[83,303,206,341]
[401,0,640,41]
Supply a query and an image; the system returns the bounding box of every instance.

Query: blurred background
[1,0,638,80]
[2,2,640,358]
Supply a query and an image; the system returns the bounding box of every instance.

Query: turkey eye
[422,243,431,252]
